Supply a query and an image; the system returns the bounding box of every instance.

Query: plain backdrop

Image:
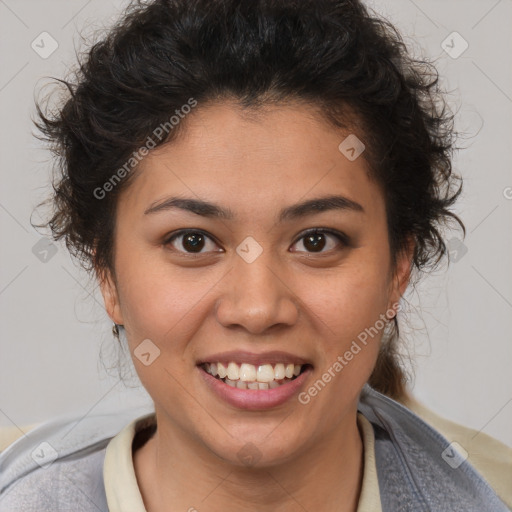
[0,0,511,446]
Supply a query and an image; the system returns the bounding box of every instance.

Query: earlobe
[97,267,124,325]
[390,237,415,305]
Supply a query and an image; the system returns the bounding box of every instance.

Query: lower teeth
[218,376,296,389]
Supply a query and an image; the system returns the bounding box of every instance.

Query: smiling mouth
[199,361,312,389]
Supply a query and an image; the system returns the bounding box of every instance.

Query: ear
[97,265,124,325]
[388,236,415,310]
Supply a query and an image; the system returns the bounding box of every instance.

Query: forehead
[117,101,383,220]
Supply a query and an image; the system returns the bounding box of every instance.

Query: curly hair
[33,0,465,399]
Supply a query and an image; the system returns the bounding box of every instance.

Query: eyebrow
[143,194,364,221]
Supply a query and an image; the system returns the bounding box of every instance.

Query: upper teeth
[204,362,302,382]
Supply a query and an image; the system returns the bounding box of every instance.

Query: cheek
[299,255,391,374]
[114,244,215,349]
[113,250,213,406]
[310,262,390,333]
[298,277,388,413]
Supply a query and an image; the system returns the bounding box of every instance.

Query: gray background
[0,0,511,446]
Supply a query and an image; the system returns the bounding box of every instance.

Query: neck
[134,411,364,512]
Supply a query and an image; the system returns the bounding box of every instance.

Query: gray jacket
[0,385,509,511]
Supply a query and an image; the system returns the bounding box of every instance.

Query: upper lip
[197,350,313,367]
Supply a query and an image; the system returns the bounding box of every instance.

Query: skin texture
[99,101,412,512]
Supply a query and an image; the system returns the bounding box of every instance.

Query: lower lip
[198,366,312,410]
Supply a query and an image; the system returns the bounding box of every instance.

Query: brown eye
[291,229,348,254]
[165,230,220,254]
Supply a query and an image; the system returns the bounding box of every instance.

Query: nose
[214,249,300,335]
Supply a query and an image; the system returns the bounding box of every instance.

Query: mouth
[198,361,313,390]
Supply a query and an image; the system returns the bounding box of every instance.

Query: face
[100,101,411,467]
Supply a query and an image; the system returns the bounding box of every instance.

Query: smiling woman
[0,0,511,511]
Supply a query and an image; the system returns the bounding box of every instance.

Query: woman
[0,0,510,510]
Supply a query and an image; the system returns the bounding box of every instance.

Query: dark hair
[33,0,465,399]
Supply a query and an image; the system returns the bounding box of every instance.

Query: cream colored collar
[103,412,381,512]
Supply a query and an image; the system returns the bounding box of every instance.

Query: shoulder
[401,393,512,510]
[358,385,512,512]
[0,446,107,511]
[0,406,153,511]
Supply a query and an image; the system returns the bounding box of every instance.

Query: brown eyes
[166,231,218,254]
[164,228,349,256]
[293,229,346,253]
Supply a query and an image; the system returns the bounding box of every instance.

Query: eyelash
[163,228,349,256]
